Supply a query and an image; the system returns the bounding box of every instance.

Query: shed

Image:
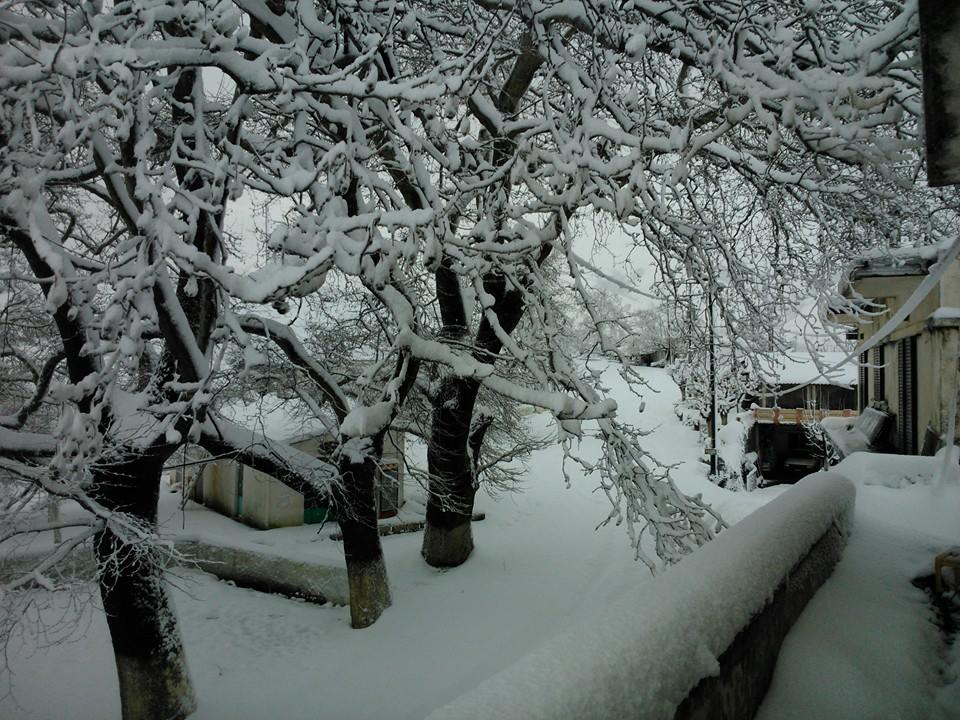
[744,351,858,483]
[195,396,406,529]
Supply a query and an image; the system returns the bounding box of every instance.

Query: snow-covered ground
[1,367,957,719]
[758,451,960,720]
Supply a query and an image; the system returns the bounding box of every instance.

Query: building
[193,396,406,529]
[836,246,960,455]
[630,347,670,367]
[745,351,858,482]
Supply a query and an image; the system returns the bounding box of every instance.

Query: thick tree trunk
[422,376,481,567]
[334,453,391,628]
[92,455,196,720]
[418,37,548,562]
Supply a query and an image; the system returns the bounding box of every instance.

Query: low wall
[426,471,855,720]
[1,538,349,607]
[175,538,348,606]
[674,520,844,720]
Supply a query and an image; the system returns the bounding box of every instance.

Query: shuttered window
[898,336,918,454]
[859,351,869,411]
[873,346,885,402]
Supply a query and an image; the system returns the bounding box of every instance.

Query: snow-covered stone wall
[0,537,349,606]
[427,472,855,720]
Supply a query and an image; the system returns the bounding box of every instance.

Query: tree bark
[422,376,480,567]
[422,276,535,567]
[419,32,546,568]
[7,216,196,716]
[221,326,421,630]
[333,451,391,628]
[92,454,196,720]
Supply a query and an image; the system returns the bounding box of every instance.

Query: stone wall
[175,538,348,605]
[674,522,845,720]
[1,537,348,606]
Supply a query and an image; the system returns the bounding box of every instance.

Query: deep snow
[1,367,957,719]
[757,452,960,720]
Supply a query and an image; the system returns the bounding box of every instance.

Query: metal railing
[752,407,857,425]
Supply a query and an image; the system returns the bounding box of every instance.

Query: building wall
[200,430,407,528]
[883,343,896,406]
[852,274,939,343]
[864,328,960,453]
[241,466,304,530]
[883,340,899,419]
[201,460,240,517]
[290,429,405,514]
[848,256,960,452]
[919,331,937,445]
[385,429,404,461]
[384,429,405,510]
[753,384,855,412]
[941,256,960,308]
[930,327,960,446]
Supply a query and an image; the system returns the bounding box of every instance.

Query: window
[378,463,401,518]
[897,337,918,454]
[859,352,869,411]
[872,346,885,403]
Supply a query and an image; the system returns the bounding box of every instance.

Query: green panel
[303,505,331,524]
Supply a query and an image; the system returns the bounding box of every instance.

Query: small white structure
[195,396,405,529]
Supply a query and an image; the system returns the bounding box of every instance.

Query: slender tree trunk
[422,376,481,567]
[333,451,391,628]
[92,454,196,720]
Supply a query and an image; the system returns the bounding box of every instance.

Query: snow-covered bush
[716,413,760,491]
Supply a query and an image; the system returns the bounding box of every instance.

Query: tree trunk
[422,274,535,567]
[422,376,480,567]
[92,455,196,720]
[334,453,391,628]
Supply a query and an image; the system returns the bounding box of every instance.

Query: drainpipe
[709,286,718,477]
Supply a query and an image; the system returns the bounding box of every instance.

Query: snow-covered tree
[609,0,958,414]
[0,2,942,714]
[406,0,935,563]
[0,2,333,713]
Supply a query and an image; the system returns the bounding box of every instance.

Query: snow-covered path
[758,453,960,720]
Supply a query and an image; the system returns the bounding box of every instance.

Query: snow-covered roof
[216,394,332,445]
[846,243,943,280]
[760,351,856,387]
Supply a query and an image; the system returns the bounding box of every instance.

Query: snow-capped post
[919,0,960,187]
